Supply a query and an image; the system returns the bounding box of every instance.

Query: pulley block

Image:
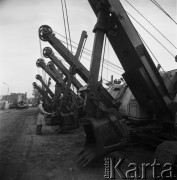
[39,25,53,42]
[36,58,45,68]
[43,47,53,58]
[35,74,42,80]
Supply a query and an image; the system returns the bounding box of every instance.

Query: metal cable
[150,0,177,25]
[53,30,124,71]
[127,11,175,58]
[60,0,69,48]
[125,0,177,50]
[54,52,122,76]
[100,35,107,82]
[38,37,47,84]
[63,0,73,53]
[52,33,124,74]
[106,41,110,79]
[139,33,174,86]
[55,55,119,83]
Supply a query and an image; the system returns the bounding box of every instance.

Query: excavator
[38,26,117,109]
[36,58,82,131]
[46,60,83,131]
[46,56,83,92]
[87,0,177,168]
[35,74,54,100]
[32,82,53,111]
[36,59,67,110]
[38,0,177,170]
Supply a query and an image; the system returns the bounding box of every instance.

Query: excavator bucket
[57,112,79,133]
[46,115,61,126]
[77,109,129,167]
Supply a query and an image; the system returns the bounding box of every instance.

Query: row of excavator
[32,0,177,174]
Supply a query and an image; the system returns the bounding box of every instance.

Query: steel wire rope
[38,37,47,85]
[55,33,93,57]
[125,10,175,86]
[53,30,124,72]
[51,37,124,74]
[125,0,177,50]
[106,40,110,80]
[81,55,123,74]
[54,54,116,83]
[150,0,177,25]
[138,33,174,86]
[54,52,122,76]
[60,0,69,48]
[60,0,74,96]
[54,4,123,85]
[61,0,76,94]
[64,0,72,53]
[52,39,124,73]
[60,0,71,91]
[126,11,175,58]
[100,35,107,83]
[53,30,93,53]
[54,30,121,69]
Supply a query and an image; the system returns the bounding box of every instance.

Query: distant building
[0,101,9,110]
[1,92,28,108]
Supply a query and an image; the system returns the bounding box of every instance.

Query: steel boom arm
[39,26,116,108]
[36,58,62,84]
[44,49,83,90]
[32,82,52,103]
[36,74,54,99]
[88,0,172,111]
[39,26,89,83]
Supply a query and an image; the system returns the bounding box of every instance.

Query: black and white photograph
[0,0,177,179]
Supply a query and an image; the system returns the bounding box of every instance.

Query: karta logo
[104,157,176,179]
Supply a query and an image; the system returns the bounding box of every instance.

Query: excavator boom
[88,0,172,111]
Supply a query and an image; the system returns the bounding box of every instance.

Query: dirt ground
[1,108,171,180]
[0,108,110,180]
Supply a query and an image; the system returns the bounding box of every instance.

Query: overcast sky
[0,0,176,97]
